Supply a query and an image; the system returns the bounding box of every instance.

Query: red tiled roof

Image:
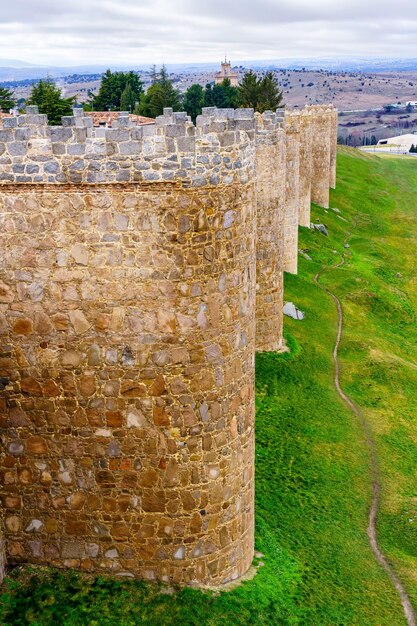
[84,112,155,127]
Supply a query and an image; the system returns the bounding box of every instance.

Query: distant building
[215,59,239,87]
[377,133,417,152]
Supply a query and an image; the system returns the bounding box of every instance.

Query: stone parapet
[0,107,255,188]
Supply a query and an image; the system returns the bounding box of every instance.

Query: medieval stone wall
[283,112,300,275]
[298,109,313,228]
[330,108,338,190]
[310,105,333,209]
[0,104,337,587]
[255,110,286,352]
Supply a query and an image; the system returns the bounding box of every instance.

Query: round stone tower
[254,110,286,352]
[0,107,256,586]
[283,111,301,275]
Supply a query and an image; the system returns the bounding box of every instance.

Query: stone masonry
[298,108,313,228]
[283,111,301,275]
[0,104,337,586]
[310,105,333,209]
[255,110,286,352]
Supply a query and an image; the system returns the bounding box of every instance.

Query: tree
[26,79,75,125]
[257,72,283,113]
[237,70,260,109]
[91,70,143,111]
[183,84,204,123]
[138,65,181,117]
[120,83,135,112]
[0,86,16,112]
[237,71,283,113]
[203,79,239,109]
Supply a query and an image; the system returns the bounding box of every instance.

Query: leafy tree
[409,144,416,153]
[217,78,239,108]
[183,84,204,123]
[203,79,239,109]
[26,79,75,125]
[0,86,16,112]
[91,70,143,111]
[138,65,181,117]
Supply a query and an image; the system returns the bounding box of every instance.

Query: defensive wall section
[0,104,337,586]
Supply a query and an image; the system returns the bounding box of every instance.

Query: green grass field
[1,147,417,625]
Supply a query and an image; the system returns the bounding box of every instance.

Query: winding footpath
[313,225,416,626]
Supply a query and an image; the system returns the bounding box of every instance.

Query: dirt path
[313,226,416,626]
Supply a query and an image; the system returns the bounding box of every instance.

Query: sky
[1,0,417,67]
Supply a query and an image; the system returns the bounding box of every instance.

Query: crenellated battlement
[0,103,337,588]
[0,106,258,187]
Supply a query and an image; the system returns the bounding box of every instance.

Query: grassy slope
[1,147,416,625]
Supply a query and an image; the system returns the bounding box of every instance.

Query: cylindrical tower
[298,108,313,227]
[254,110,286,352]
[329,107,338,190]
[0,107,256,586]
[310,106,332,209]
[283,111,301,275]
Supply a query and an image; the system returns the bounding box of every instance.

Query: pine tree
[238,71,261,109]
[183,84,204,123]
[257,72,284,113]
[0,86,16,112]
[237,70,284,112]
[26,79,75,125]
[138,65,181,117]
[120,83,135,112]
[203,84,215,107]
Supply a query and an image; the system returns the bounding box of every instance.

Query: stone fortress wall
[0,104,337,586]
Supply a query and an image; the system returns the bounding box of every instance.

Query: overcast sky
[1,0,417,67]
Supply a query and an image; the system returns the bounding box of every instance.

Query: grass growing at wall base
[1,147,417,625]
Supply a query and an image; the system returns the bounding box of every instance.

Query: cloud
[1,0,417,66]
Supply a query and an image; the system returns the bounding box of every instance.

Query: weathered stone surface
[283,302,305,320]
[69,310,91,334]
[284,111,300,275]
[255,110,286,352]
[311,223,329,236]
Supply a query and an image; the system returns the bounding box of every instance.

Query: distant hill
[1,56,417,83]
[0,59,37,68]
